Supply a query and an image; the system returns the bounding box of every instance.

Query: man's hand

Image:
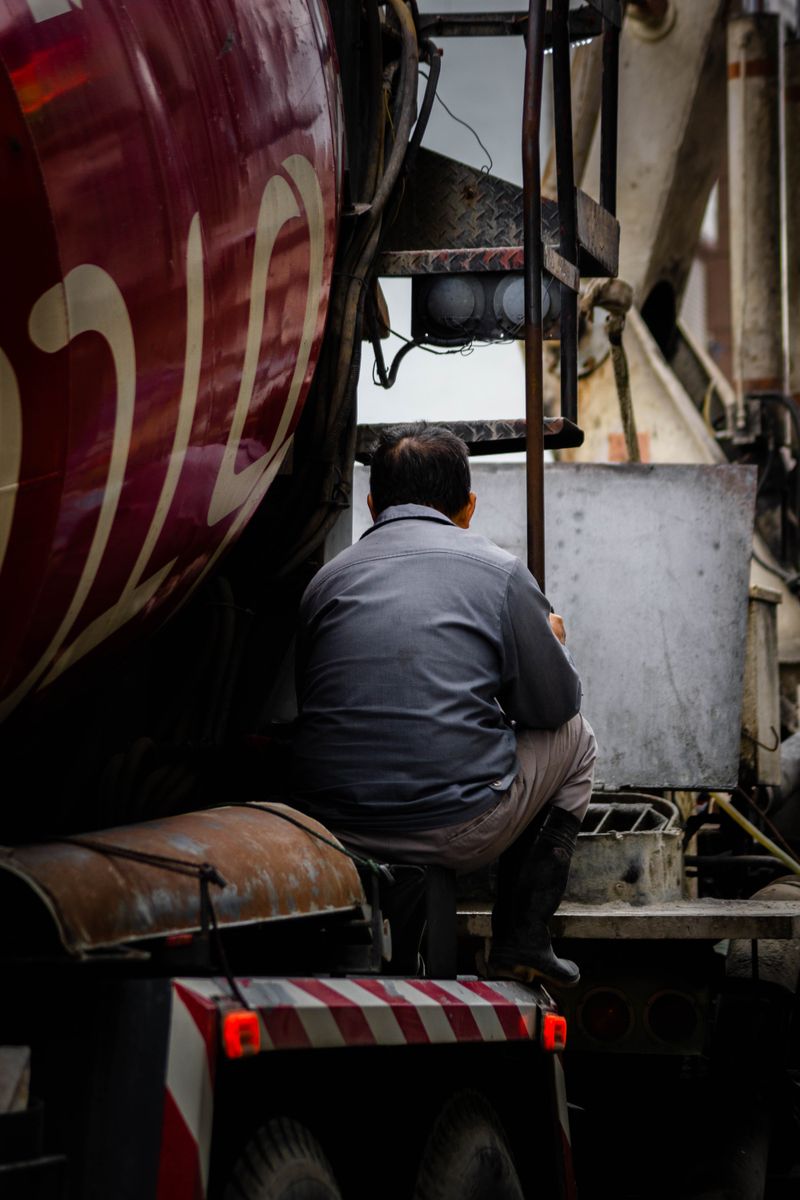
[549,613,567,644]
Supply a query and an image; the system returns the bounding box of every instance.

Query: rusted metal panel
[0,805,365,957]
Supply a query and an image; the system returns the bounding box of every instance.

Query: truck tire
[224,1117,342,1200]
[413,1090,524,1200]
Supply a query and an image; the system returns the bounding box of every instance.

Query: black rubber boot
[488,805,582,988]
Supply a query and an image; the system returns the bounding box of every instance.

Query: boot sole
[486,959,580,989]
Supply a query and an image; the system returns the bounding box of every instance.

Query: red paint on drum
[0,0,340,717]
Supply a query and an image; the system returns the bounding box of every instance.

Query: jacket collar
[360,503,456,538]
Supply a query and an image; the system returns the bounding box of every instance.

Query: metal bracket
[584,0,623,28]
[544,246,580,292]
[417,6,606,41]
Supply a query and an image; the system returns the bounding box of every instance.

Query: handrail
[522,0,548,589]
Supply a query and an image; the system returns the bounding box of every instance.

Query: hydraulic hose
[275,1,420,576]
[404,39,441,177]
[368,0,419,220]
[713,792,800,876]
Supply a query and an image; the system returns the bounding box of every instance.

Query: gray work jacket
[292,503,582,834]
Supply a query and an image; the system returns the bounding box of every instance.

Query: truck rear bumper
[159,974,566,1200]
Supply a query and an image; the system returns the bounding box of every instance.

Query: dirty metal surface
[727,878,800,991]
[0,805,365,957]
[460,900,800,941]
[567,794,683,904]
[575,190,619,278]
[417,8,604,41]
[380,150,529,254]
[466,463,757,790]
[378,247,525,277]
[378,150,618,278]
[377,245,581,292]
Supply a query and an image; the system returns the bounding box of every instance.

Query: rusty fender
[0,804,366,957]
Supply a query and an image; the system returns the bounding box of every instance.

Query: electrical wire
[418,68,494,173]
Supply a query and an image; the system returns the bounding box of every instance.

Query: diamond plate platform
[377,150,619,280]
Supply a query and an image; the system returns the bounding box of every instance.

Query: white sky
[357,1,532,426]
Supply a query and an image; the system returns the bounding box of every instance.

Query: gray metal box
[352,462,756,791]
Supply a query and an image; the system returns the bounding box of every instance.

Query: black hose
[361,0,386,205]
[371,332,419,389]
[369,0,419,220]
[404,39,441,177]
[272,3,421,576]
[367,286,419,389]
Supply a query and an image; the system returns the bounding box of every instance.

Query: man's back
[293,503,581,834]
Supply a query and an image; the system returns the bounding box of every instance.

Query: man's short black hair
[369,423,471,519]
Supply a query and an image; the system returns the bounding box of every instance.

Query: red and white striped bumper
[157,975,566,1199]
[194,974,546,1050]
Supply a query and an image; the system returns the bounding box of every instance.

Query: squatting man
[293,423,596,985]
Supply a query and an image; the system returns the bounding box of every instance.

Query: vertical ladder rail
[552,0,580,426]
[600,17,620,217]
[523,0,548,589]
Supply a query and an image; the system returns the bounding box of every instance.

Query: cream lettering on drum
[0,0,340,715]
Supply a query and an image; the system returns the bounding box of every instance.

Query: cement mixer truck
[1,1,800,1198]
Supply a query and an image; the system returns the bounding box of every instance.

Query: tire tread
[225,1117,341,1200]
[414,1090,524,1200]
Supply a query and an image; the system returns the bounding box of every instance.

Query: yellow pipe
[711,792,800,876]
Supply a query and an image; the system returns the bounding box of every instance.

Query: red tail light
[579,988,632,1043]
[541,1012,568,1053]
[223,1010,261,1059]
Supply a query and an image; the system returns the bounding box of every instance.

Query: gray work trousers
[339,713,597,873]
